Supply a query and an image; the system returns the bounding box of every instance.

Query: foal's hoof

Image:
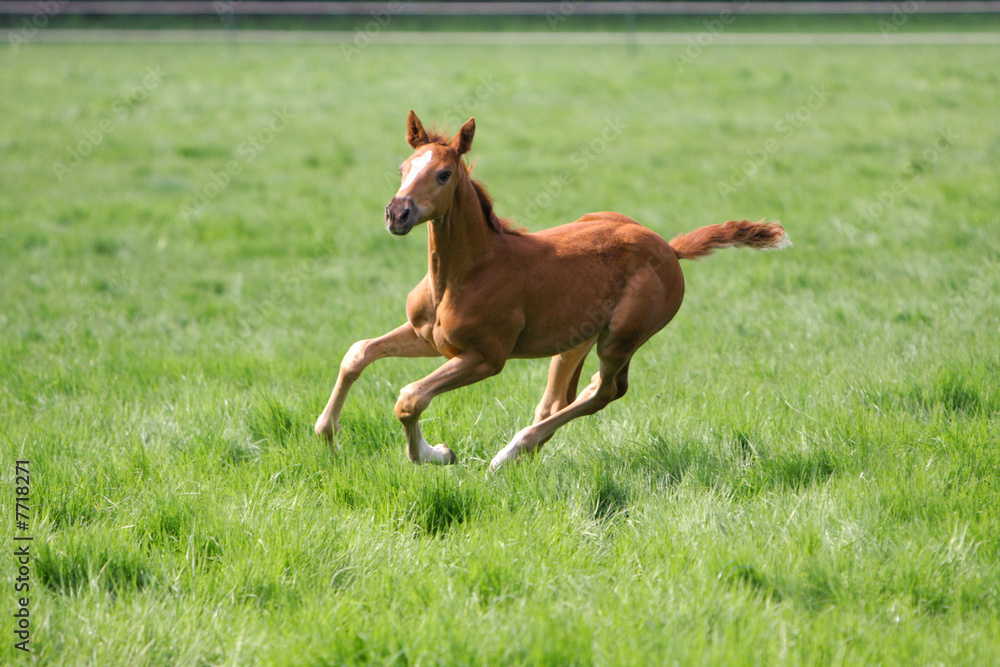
[488,447,520,475]
[314,419,342,453]
[314,423,331,441]
[415,443,457,465]
[432,444,458,465]
[314,417,334,441]
[488,433,535,474]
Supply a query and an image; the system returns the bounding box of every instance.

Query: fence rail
[2,1,1000,16]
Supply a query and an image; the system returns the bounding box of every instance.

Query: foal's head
[385,110,475,236]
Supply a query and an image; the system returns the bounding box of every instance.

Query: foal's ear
[406,110,430,149]
[450,117,475,156]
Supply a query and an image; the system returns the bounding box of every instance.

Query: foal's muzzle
[385,196,417,235]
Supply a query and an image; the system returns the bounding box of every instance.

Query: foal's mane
[424,130,522,235]
[468,175,523,235]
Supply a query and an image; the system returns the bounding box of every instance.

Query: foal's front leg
[394,352,501,464]
[315,323,438,450]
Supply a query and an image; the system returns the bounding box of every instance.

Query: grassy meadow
[1,35,999,665]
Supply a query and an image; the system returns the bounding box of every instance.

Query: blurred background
[3,1,1000,35]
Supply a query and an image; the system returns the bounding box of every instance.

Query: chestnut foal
[315,111,789,473]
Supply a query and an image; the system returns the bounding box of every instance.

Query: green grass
[2,37,999,665]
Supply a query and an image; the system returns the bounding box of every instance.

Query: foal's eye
[437,170,452,184]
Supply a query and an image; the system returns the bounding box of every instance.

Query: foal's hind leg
[489,342,632,473]
[531,341,594,449]
[532,342,594,424]
[315,323,438,450]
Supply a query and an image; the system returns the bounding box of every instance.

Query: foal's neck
[427,173,500,292]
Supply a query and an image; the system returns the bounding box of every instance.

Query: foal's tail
[669,220,790,261]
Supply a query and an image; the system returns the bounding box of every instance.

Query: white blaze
[397,150,434,195]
